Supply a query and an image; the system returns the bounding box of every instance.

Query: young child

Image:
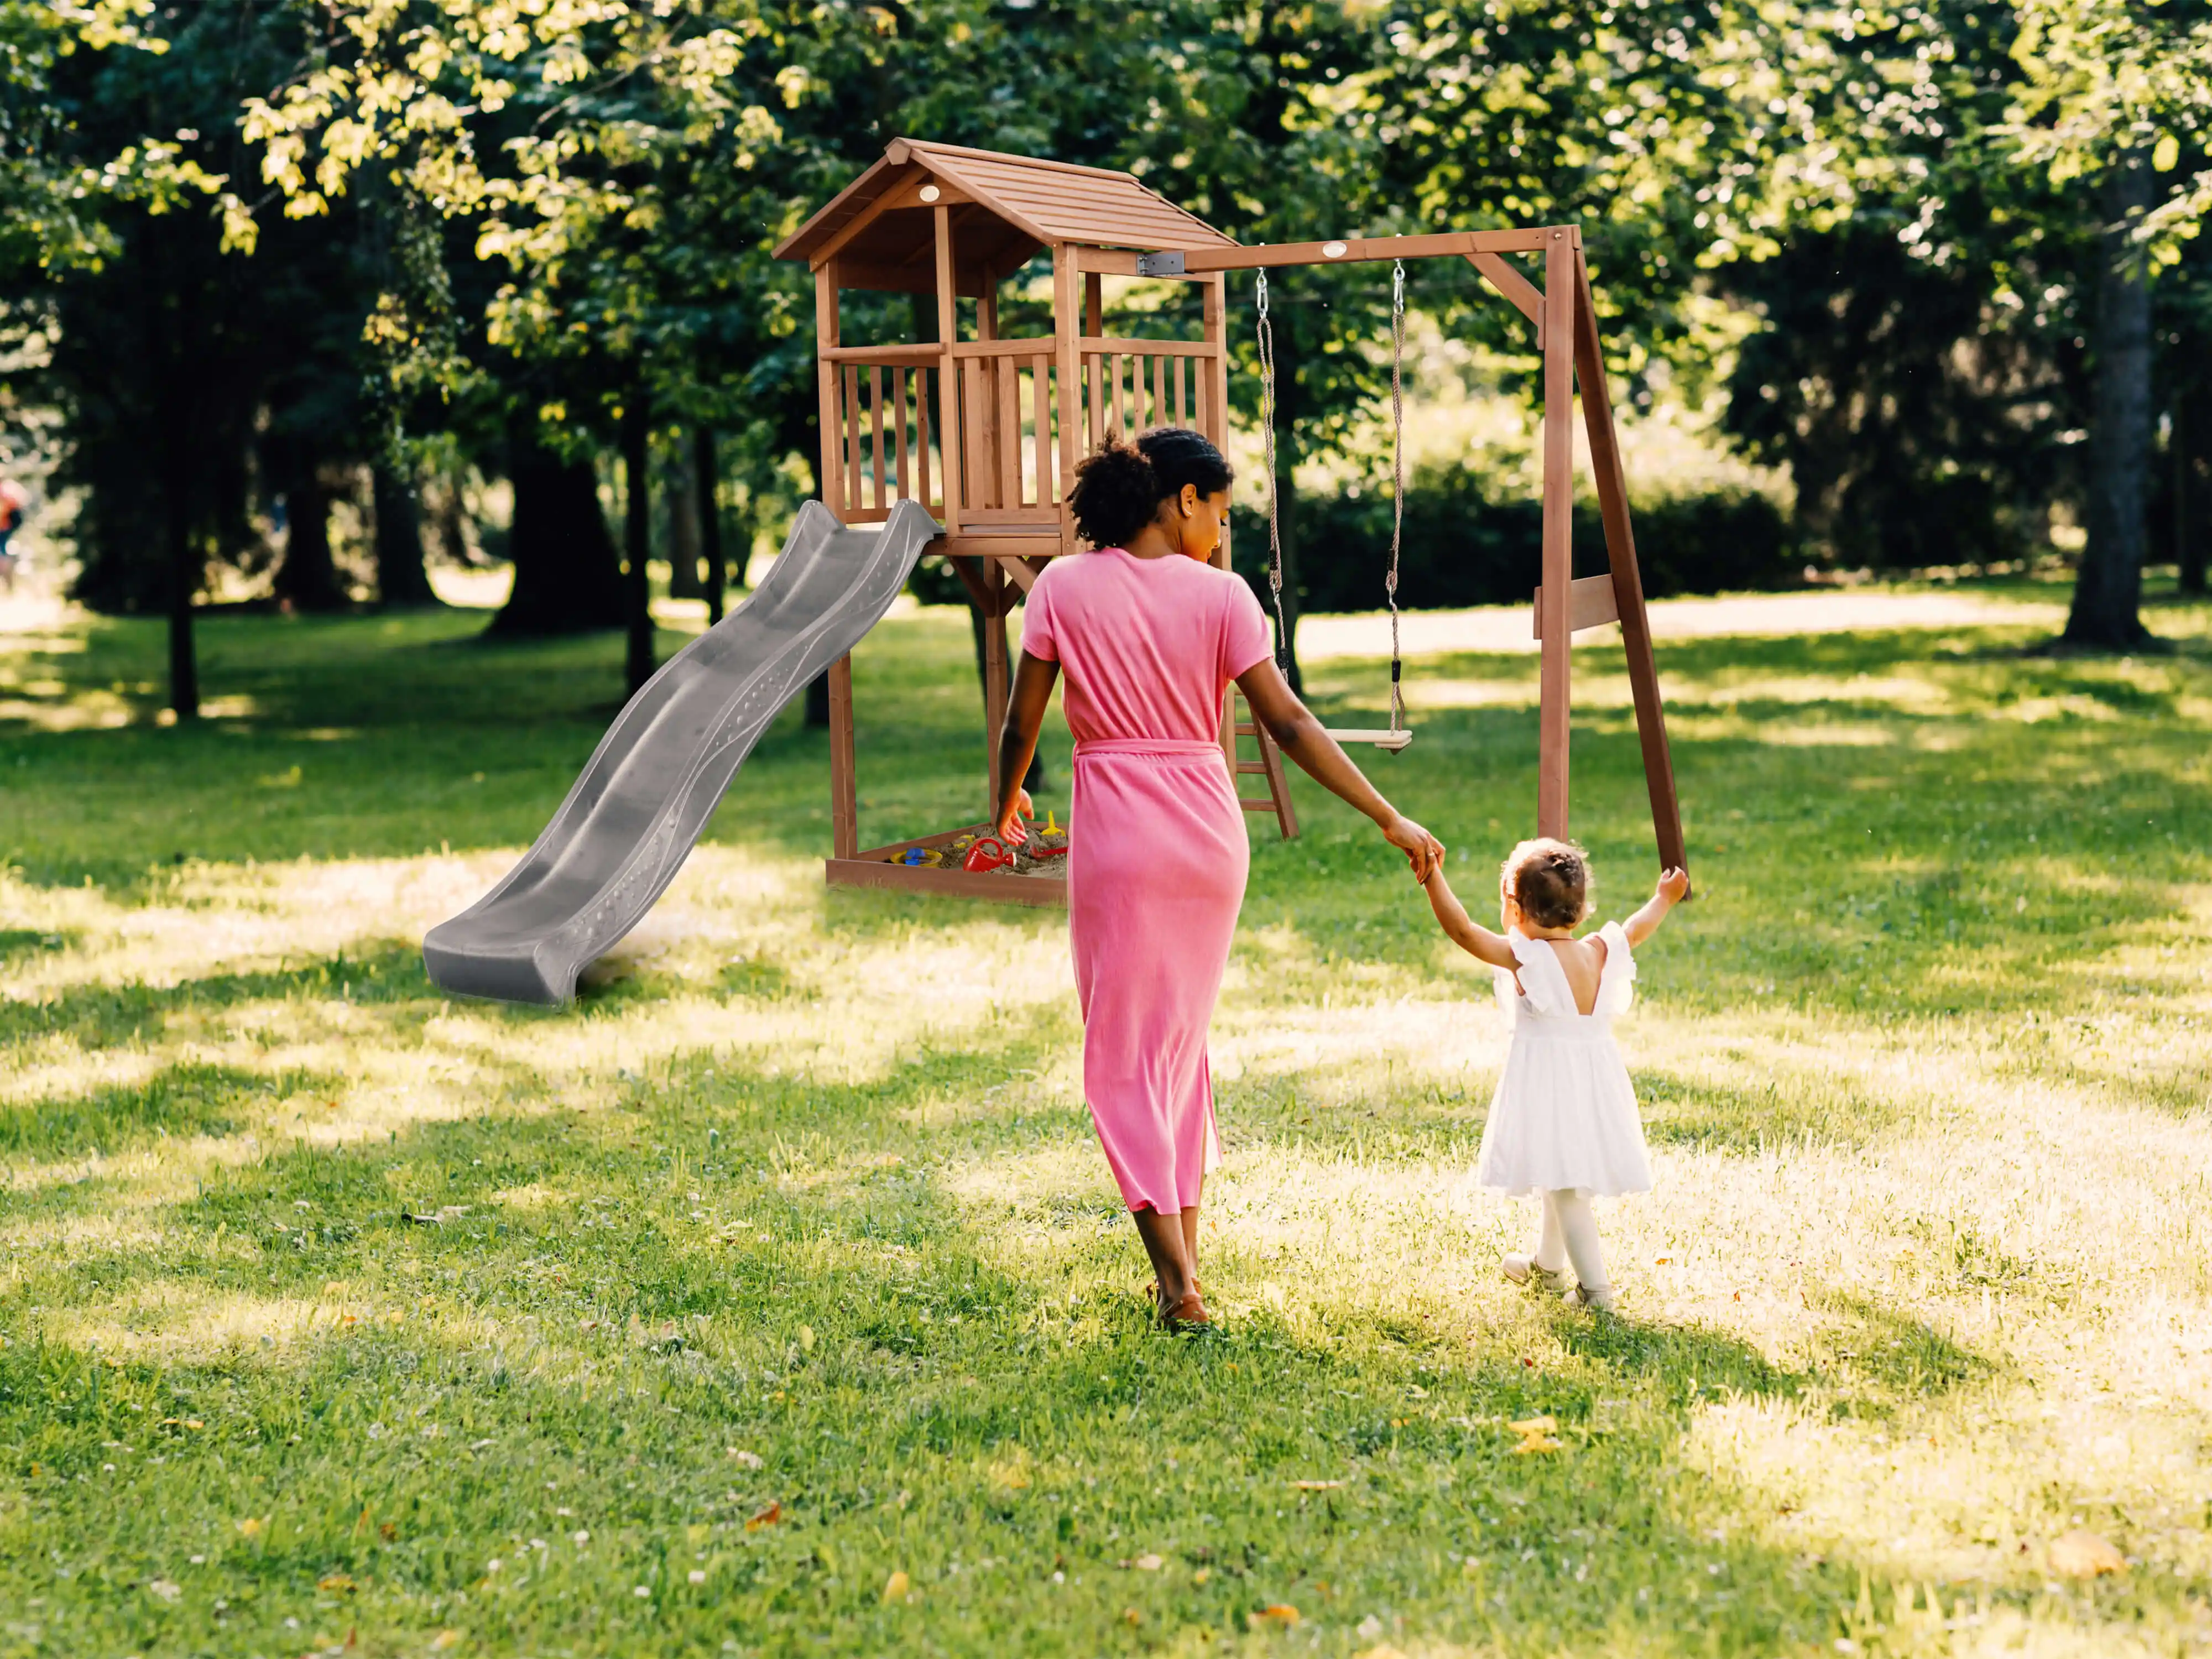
[1422,839,1689,1311]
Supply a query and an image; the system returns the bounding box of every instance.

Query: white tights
[1532,1189,1610,1296]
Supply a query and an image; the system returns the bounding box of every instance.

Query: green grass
[2,580,2210,1657]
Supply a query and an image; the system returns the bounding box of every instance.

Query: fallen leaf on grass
[236,1517,265,1539]
[1120,1554,1163,1571]
[1192,1568,1212,1585]
[745,1501,782,1530]
[318,1573,357,1594]
[1507,1416,1557,1436]
[1288,1480,1342,1491]
[2049,1530,2126,1578]
[430,1634,461,1651]
[883,1569,911,1603]
[1248,1604,1301,1628]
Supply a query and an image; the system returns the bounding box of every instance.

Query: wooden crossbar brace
[1136,223,1687,883]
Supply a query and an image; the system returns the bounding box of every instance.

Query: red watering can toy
[962,836,1015,874]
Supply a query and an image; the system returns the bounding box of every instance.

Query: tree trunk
[1270,324,1306,693]
[665,433,705,599]
[489,422,624,635]
[165,458,199,720]
[697,425,725,625]
[2064,156,2156,649]
[273,471,347,611]
[373,464,441,607]
[623,392,655,696]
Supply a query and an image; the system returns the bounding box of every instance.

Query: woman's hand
[995,787,1035,848]
[1381,813,1444,882]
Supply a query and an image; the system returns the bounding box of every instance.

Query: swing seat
[1322,727,1415,753]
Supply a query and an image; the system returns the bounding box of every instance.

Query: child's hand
[1655,867,1690,906]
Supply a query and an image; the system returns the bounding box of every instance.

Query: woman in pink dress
[994,429,1443,1329]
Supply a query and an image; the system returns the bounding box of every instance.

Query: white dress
[1474,922,1653,1197]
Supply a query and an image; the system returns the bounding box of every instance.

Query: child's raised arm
[1623,867,1691,947]
[1423,865,1517,968]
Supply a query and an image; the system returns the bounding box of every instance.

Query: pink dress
[1019,549,1274,1213]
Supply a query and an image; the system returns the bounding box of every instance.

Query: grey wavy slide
[423,498,941,1005]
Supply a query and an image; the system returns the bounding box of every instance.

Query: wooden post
[828,655,858,860]
[983,556,1009,820]
[1054,246,1081,548]
[815,263,843,519]
[1202,273,1229,449]
[1572,244,1687,877]
[933,206,962,534]
[1537,228,1575,839]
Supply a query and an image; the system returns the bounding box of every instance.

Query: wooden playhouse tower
[773,138,1687,905]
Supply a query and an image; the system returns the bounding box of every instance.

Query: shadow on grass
[0,939,438,1051]
[0,1060,338,1161]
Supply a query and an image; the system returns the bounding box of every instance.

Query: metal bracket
[1135,249,1186,277]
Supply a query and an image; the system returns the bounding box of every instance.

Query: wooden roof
[773,139,1234,289]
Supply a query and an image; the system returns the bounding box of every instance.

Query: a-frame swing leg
[1571,247,1689,880]
[1536,229,1577,839]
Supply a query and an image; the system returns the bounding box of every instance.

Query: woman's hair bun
[1067,427,1234,549]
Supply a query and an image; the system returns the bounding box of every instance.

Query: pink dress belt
[1073,738,1222,758]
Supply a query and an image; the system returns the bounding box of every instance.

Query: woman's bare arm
[1421,865,1517,968]
[1233,656,1442,879]
[993,649,1061,842]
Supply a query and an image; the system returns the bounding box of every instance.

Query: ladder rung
[1239,798,1281,811]
[1235,761,1269,774]
[1234,723,1259,737]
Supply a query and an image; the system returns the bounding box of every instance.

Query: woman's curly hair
[1066,427,1233,549]
[1501,837,1592,931]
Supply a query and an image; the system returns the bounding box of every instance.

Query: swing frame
[1141,226,1688,872]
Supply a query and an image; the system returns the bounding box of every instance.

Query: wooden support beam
[815,264,843,519]
[828,654,858,860]
[1537,228,1575,839]
[1468,251,1543,328]
[1531,572,1620,638]
[1573,247,1688,880]
[933,205,962,535]
[1055,247,1081,549]
[1145,227,1557,275]
[983,557,1010,819]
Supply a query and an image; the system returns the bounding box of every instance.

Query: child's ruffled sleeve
[1596,921,1637,1015]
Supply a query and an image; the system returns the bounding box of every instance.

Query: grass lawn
[2,578,2210,1658]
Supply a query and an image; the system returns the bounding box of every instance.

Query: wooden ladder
[1223,688,1298,839]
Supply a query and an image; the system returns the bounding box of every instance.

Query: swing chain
[1256,269,1290,673]
[1387,259,1406,734]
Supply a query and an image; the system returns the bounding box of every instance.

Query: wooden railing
[1077,338,1219,455]
[822,334,1227,535]
[823,345,942,524]
[951,338,1060,524]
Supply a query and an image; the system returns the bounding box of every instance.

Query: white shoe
[1502,1253,1573,1293]
[1564,1282,1617,1313]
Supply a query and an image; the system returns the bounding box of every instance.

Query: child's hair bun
[1502,837,1592,930]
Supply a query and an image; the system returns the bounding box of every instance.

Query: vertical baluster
[1152,355,1166,430]
[1087,352,1103,451]
[998,351,1021,510]
[1112,355,1126,440]
[843,364,862,514]
[917,366,933,511]
[1032,353,1051,509]
[869,366,887,513]
[1172,355,1186,425]
[893,367,911,500]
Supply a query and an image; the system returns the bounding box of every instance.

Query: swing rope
[1255,262,1410,743]
[1256,269,1290,674]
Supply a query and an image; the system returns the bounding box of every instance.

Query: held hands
[1381,813,1445,883]
[995,787,1035,849]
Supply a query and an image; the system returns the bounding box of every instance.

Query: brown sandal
[1159,1290,1212,1331]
